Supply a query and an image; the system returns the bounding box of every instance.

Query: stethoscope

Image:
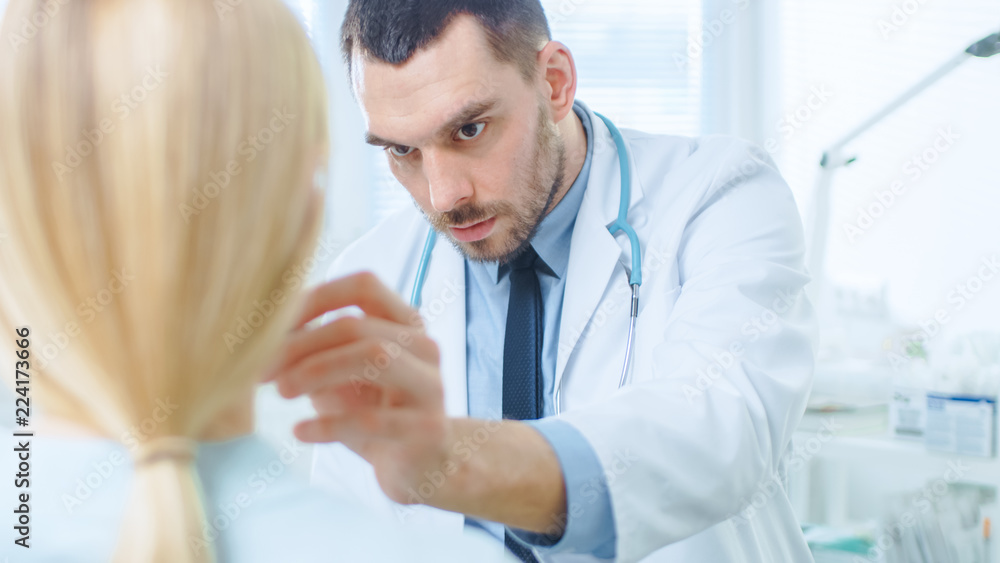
[409,113,642,415]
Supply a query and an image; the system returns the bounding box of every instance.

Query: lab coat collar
[417,231,469,420]
[575,100,646,225]
[554,101,646,388]
[407,238,469,535]
[521,100,595,282]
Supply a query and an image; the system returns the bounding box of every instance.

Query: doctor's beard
[426,102,566,265]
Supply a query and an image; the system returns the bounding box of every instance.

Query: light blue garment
[465,101,615,558]
[5,433,511,562]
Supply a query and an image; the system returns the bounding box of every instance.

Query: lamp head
[967,32,1000,57]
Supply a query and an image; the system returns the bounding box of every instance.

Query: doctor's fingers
[307,382,384,416]
[276,339,444,405]
[294,408,446,446]
[274,315,439,377]
[293,272,424,330]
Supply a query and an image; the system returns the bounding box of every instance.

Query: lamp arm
[805,30,1000,300]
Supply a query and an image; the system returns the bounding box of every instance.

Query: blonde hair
[0,0,328,561]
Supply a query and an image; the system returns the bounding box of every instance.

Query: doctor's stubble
[423,100,567,265]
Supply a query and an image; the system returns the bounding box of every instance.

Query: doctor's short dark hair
[340,0,552,83]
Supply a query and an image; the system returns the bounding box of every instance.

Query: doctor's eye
[456,122,486,141]
[389,145,415,157]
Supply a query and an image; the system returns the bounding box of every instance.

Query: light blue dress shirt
[465,101,616,559]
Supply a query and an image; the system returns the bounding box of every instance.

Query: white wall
[775,0,1000,359]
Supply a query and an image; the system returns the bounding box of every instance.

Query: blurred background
[2,0,996,560]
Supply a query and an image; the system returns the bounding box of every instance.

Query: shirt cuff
[507,418,616,559]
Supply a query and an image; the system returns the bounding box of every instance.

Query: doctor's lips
[448,216,497,242]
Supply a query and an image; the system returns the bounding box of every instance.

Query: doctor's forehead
[352,15,528,144]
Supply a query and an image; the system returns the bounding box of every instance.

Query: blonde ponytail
[116,460,211,563]
[0,1,329,561]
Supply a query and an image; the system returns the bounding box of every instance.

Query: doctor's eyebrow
[364,99,499,148]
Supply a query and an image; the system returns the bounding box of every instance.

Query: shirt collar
[483,101,594,283]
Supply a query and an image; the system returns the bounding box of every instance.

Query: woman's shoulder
[202,436,510,562]
[15,433,507,562]
[196,434,388,562]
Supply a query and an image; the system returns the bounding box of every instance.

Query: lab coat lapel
[395,227,468,535]
[418,229,469,418]
[554,107,645,392]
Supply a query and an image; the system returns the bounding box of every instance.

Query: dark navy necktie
[502,245,543,562]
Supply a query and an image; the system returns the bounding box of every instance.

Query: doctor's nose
[423,151,473,213]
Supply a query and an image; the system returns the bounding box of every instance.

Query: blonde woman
[0,0,511,561]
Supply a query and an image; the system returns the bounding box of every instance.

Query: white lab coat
[312,102,818,563]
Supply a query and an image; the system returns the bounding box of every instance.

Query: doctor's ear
[536,41,578,124]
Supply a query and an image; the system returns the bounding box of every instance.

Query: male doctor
[271,1,818,562]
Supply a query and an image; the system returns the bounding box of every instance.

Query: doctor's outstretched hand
[267,272,568,535]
